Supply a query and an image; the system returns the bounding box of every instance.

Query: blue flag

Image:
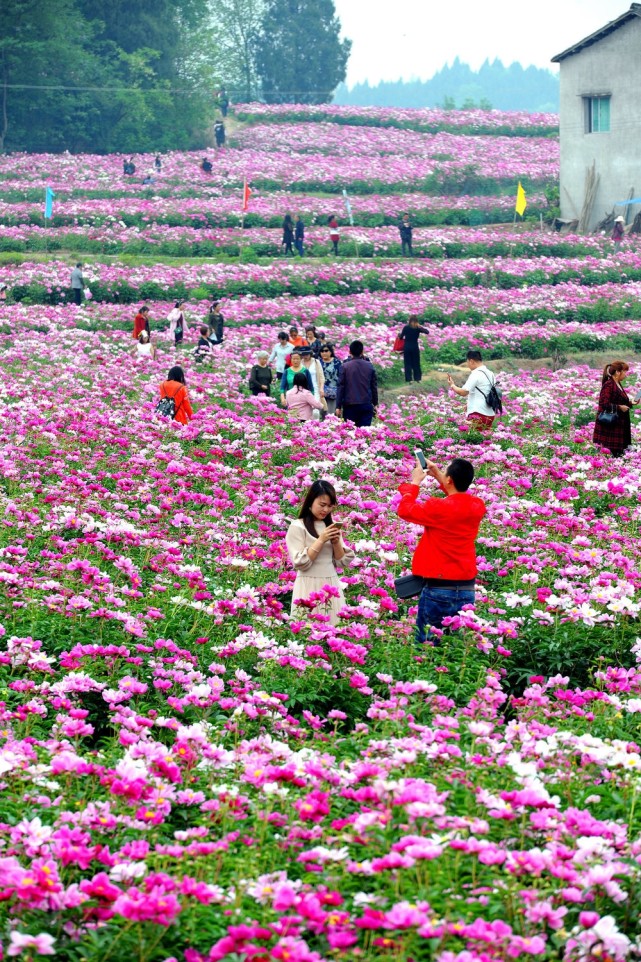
[44,187,55,219]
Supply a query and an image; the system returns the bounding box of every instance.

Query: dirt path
[380,351,641,401]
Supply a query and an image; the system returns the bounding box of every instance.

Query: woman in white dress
[285,480,354,625]
[132,330,157,360]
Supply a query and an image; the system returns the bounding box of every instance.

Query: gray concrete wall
[558,16,641,231]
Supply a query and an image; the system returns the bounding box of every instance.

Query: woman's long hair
[602,360,629,385]
[298,480,337,537]
[167,365,186,384]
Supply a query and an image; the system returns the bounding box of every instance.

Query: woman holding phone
[285,480,354,625]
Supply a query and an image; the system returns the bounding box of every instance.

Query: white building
[552,4,641,231]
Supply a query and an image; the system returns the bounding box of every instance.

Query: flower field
[2,106,641,962]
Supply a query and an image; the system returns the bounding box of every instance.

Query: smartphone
[333,521,344,530]
[414,449,427,470]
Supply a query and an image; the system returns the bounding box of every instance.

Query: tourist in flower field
[305,326,323,357]
[447,350,498,431]
[167,301,187,346]
[249,351,274,397]
[207,301,224,343]
[336,340,378,427]
[70,262,84,305]
[282,214,295,255]
[158,365,193,424]
[286,479,354,624]
[399,314,428,383]
[217,86,229,117]
[193,325,216,363]
[280,348,312,402]
[288,325,308,348]
[319,343,342,416]
[397,456,486,644]
[132,304,150,339]
[201,158,213,173]
[268,331,292,374]
[133,330,157,360]
[295,214,305,255]
[301,346,326,418]
[399,212,413,256]
[328,215,340,254]
[611,215,625,243]
[285,371,325,421]
[593,360,640,456]
[154,154,162,170]
[214,120,225,147]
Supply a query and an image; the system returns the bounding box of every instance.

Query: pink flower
[8,932,56,956]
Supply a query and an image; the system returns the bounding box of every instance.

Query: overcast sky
[333,0,627,86]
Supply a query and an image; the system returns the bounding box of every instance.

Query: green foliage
[0,0,216,153]
[254,0,351,104]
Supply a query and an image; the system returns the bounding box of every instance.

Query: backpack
[479,371,503,414]
[155,395,176,418]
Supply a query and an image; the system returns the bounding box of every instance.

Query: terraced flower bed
[4,104,641,962]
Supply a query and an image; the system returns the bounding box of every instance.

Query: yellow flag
[515,182,527,217]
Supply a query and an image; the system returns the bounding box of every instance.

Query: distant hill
[334,59,559,113]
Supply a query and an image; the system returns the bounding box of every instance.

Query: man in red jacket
[397,456,486,644]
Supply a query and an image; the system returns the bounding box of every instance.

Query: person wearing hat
[612,216,625,244]
[248,351,274,397]
[280,348,312,404]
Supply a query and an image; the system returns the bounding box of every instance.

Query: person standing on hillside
[295,215,305,256]
[397,456,486,644]
[282,214,295,256]
[328,215,340,255]
[70,263,85,306]
[133,305,151,340]
[399,314,428,383]
[336,340,378,427]
[399,213,413,256]
[207,302,224,343]
[214,121,226,148]
[447,350,497,431]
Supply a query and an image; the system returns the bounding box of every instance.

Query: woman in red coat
[328,215,340,255]
[159,366,193,425]
[593,360,639,456]
[133,305,150,339]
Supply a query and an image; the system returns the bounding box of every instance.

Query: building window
[584,96,611,133]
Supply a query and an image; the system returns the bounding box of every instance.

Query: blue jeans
[416,586,475,645]
[295,238,304,256]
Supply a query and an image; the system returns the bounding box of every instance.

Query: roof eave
[552,3,641,63]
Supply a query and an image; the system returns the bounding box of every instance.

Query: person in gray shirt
[70,263,84,306]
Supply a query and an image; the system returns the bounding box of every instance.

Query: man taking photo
[396,456,486,644]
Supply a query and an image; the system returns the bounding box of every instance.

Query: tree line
[1,0,350,153]
[334,59,559,113]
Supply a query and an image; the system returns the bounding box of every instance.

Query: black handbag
[394,574,425,599]
[597,404,619,426]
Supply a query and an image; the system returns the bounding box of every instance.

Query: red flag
[242,177,251,212]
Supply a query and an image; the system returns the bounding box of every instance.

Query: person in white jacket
[269,332,293,375]
[167,301,187,346]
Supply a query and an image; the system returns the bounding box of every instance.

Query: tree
[253,0,351,104]
[210,0,264,102]
[0,0,99,151]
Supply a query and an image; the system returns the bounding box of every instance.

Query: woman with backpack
[157,366,193,424]
[168,301,187,347]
